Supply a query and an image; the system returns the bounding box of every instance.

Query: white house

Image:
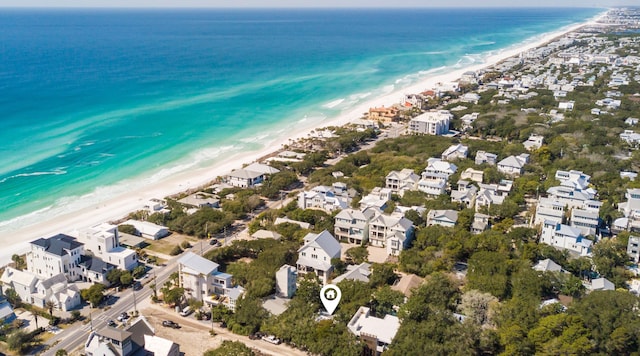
[523,134,544,151]
[627,236,640,264]
[497,153,530,176]
[347,306,400,355]
[177,252,244,311]
[587,278,615,292]
[121,219,169,240]
[426,210,459,228]
[475,151,498,165]
[471,213,490,234]
[334,208,376,244]
[275,264,297,298]
[441,144,469,161]
[555,170,591,191]
[620,130,640,146]
[460,168,484,183]
[1,268,81,312]
[570,208,599,237]
[226,163,280,188]
[424,158,457,178]
[368,213,414,256]
[408,110,452,135]
[558,101,575,111]
[534,198,565,226]
[296,230,342,285]
[385,168,419,195]
[27,234,84,282]
[80,223,138,271]
[298,184,350,213]
[359,187,393,212]
[450,180,478,208]
[540,221,593,257]
[533,259,564,273]
[417,178,446,196]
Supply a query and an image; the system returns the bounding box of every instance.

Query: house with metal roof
[177,252,244,311]
[297,230,342,285]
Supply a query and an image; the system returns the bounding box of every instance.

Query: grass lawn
[145,233,198,256]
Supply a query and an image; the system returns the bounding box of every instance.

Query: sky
[0,0,637,8]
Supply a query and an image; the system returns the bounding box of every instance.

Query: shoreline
[0,12,606,265]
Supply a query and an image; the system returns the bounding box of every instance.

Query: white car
[261,335,281,345]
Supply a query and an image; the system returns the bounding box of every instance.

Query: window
[311,254,318,259]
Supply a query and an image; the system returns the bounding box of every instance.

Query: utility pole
[133,289,138,314]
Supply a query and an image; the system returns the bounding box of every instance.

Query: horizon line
[0,5,615,9]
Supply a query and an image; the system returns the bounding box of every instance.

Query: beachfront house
[348,306,400,356]
[121,219,170,240]
[177,252,244,311]
[226,163,280,188]
[79,223,138,271]
[296,230,341,285]
[408,110,452,135]
[27,234,85,282]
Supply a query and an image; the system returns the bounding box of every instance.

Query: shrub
[180,241,192,249]
[169,245,183,256]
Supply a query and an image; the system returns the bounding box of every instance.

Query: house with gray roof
[368,213,414,256]
[427,210,459,228]
[177,252,244,311]
[297,230,341,285]
[27,234,84,282]
[334,208,376,244]
[226,163,280,188]
[1,267,81,312]
[85,316,178,356]
[333,263,372,284]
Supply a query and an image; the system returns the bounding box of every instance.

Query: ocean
[0,7,601,233]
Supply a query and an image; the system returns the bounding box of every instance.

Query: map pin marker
[320,284,342,315]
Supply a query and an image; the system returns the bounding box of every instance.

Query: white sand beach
[0,14,606,265]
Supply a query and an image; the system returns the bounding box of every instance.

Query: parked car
[262,335,281,345]
[179,306,193,317]
[209,238,219,245]
[133,281,142,290]
[107,320,117,327]
[219,321,227,328]
[162,320,180,329]
[249,332,263,340]
[117,312,130,322]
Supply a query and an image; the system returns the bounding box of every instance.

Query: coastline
[0,12,606,265]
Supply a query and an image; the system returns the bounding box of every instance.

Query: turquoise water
[0,8,602,232]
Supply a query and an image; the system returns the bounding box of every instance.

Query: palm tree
[45,300,56,319]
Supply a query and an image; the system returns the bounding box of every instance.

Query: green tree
[55,349,69,356]
[120,271,134,287]
[162,287,184,306]
[466,251,510,299]
[369,263,398,288]
[5,288,21,308]
[80,284,105,307]
[7,330,29,352]
[107,269,124,285]
[45,300,56,318]
[370,286,404,317]
[11,254,26,270]
[345,246,368,264]
[118,224,137,235]
[132,265,146,279]
[204,340,255,356]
